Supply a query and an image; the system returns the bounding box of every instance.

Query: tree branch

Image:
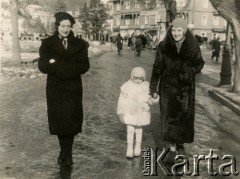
[209,0,239,23]
[179,0,191,15]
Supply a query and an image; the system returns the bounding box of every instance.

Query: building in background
[1,0,227,43]
[1,3,54,40]
[177,0,227,41]
[106,0,166,39]
[107,0,227,42]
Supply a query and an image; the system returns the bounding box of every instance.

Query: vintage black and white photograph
[0,0,240,178]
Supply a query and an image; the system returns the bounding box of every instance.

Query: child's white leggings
[127,125,143,144]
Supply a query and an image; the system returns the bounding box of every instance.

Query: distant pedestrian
[38,12,90,167]
[141,34,147,48]
[101,35,105,44]
[115,33,123,54]
[211,37,221,62]
[127,36,132,51]
[117,67,159,158]
[150,18,204,163]
[135,35,142,56]
[131,35,136,51]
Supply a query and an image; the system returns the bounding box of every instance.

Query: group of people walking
[114,33,149,56]
[128,35,143,56]
[38,11,204,169]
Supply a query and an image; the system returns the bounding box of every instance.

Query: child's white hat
[131,67,146,80]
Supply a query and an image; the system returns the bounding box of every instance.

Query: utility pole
[219,22,232,85]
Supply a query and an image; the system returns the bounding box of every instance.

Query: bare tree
[209,0,240,92]
[179,0,191,15]
[138,0,177,25]
[10,0,21,64]
[7,0,68,65]
[164,0,177,27]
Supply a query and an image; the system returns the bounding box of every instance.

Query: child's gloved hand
[118,114,125,123]
[142,103,150,111]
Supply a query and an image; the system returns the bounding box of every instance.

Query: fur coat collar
[161,29,200,63]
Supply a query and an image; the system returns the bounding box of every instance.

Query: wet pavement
[0,47,239,179]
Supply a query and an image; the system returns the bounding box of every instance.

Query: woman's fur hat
[172,18,187,32]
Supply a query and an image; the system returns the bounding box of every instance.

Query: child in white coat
[117,67,159,158]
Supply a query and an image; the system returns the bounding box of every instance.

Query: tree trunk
[209,0,240,92]
[164,0,177,27]
[10,0,21,64]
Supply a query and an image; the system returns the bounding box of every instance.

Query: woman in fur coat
[150,18,204,160]
[117,67,159,158]
[38,12,90,167]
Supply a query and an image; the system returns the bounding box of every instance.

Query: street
[0,46,239,179]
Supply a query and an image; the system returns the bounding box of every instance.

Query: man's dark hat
[54,12,76,25]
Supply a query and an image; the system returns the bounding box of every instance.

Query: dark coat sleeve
[38,38,90,80]
[55,43,90,80]
[192,47,204,74]
[38,39,56,74]
[150,43,163,96]
[181,46,204,84]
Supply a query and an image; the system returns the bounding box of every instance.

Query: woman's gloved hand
[148,95,160,105]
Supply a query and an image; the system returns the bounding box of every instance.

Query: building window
[126,1,130,9]
[117,3,120,11]
[117,17,120,26]
[121,1,124,9]
[213,16,219,26]
[109,5,113,12]
[134,1,139,8]
[145,16,149,24]
[125,19,131,25]
[135,14,139,25]
[201,15,207,26]
[149,15,155,24]
[203,0,208,8]
[177,0,187,7]
[125,15,131,25]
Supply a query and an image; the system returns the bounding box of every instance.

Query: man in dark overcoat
[38,12,90,167]
[211,37,221,62]
[135,35,142,56]
[150,18,204,162]
[115,33,123,54]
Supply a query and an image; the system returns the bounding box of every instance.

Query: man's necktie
[61,38,67,49]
